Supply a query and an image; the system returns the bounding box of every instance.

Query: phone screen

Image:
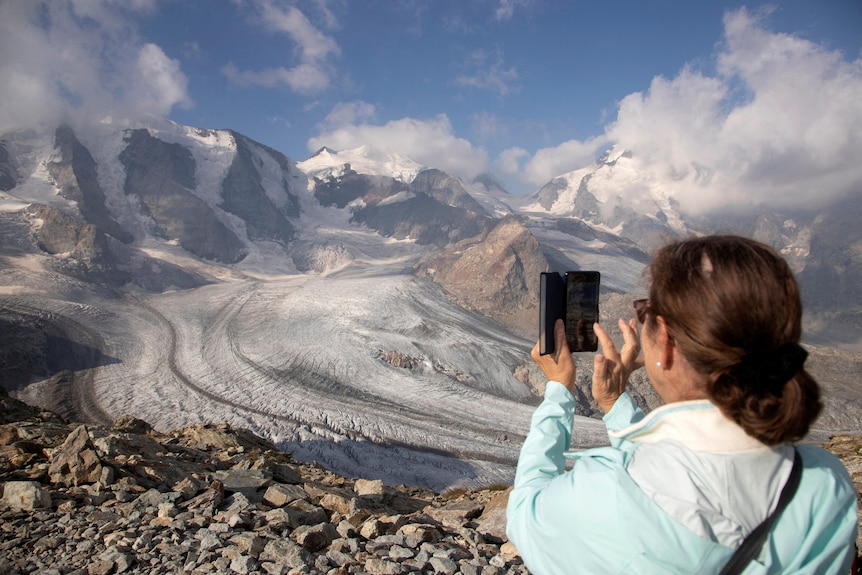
[565,271,600,352]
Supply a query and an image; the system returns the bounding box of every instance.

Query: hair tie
[733,342,808,393]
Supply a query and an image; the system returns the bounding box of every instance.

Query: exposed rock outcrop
[353,191,492,247]
[0,140,19,191]
[410,169,486,214]
[311,167,493,247]
[28,204,121,281]
[417,217,548,337]
[312,167,408,210]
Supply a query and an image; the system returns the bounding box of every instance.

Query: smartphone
[539,271,600,355]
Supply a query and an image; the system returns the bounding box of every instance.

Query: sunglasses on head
[633,299,650,324]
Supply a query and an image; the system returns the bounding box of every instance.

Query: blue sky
[1,0,861,205]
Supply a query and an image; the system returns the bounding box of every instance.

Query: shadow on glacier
[45,333,120,374]
[0,319,121,392]
[280,436,513,493]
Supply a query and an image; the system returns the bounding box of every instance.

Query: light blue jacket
[506,382,858,574]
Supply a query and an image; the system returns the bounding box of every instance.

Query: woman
[506,236,858,574]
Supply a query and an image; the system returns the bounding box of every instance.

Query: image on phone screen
[565,271,600,352]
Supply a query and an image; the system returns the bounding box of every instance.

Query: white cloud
[495,147,529,176]
[606,68,727,187]
[309,108,489,181]
[322,101,376,129]
[513,136,610,187]
[470,111,503,139]
[222,62,330,94]
[494,0,533,22]
[309,0,341,30]
[0,1,191,133]
[224,1,339,94]
[133,44,192,118]
[258,2,339,61]
[505,8,862,213]
[454,49,518,96]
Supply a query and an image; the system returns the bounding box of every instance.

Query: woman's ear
[654,315,675,369]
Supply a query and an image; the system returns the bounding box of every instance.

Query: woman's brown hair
[646,235,821,445]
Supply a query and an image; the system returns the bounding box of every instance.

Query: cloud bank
[0,1,190,133]
[309,104,490,182]
[511,8,862,212]
[310,8,861,214]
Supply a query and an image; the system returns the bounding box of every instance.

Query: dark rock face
[313,168,408,209]
[29,204,111,261]
[18,201,207,293]
[0,141,18,191]
[0,128,211,292]
[535,177,566,211]
[119,129,247,264]
[222,131,299,245]
[27,204,129,286]
[353,192,492,247]
[47,126,133,244]
[572,175,600,222]
[410,169,486,214]
[312,167,493,247]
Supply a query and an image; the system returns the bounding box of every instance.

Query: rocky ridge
[0,388,519,575]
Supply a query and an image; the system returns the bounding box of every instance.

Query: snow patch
[298,145,423,184]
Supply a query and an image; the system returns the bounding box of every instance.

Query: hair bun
[732,342,808,393]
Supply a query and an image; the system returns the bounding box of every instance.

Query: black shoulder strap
[718,448,803,575]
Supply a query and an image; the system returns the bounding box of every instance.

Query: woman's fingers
[590,319,646,413]
[531,319,642,403]
[593,322,618,360]
[618,318,642,369]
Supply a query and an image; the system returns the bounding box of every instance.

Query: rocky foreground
[0,388,518,575]
[1,386,860,575]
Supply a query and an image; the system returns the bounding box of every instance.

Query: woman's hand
[592,319,643,413]
[530,319,576,393]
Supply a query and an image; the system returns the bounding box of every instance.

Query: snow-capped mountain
[1,121,859,490]
[512,146,740,250]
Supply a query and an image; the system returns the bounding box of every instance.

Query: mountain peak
[298,144,423,183]
[308,146,338,159]
[471,172,510,195]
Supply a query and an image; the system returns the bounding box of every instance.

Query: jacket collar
[608,400,769,454]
